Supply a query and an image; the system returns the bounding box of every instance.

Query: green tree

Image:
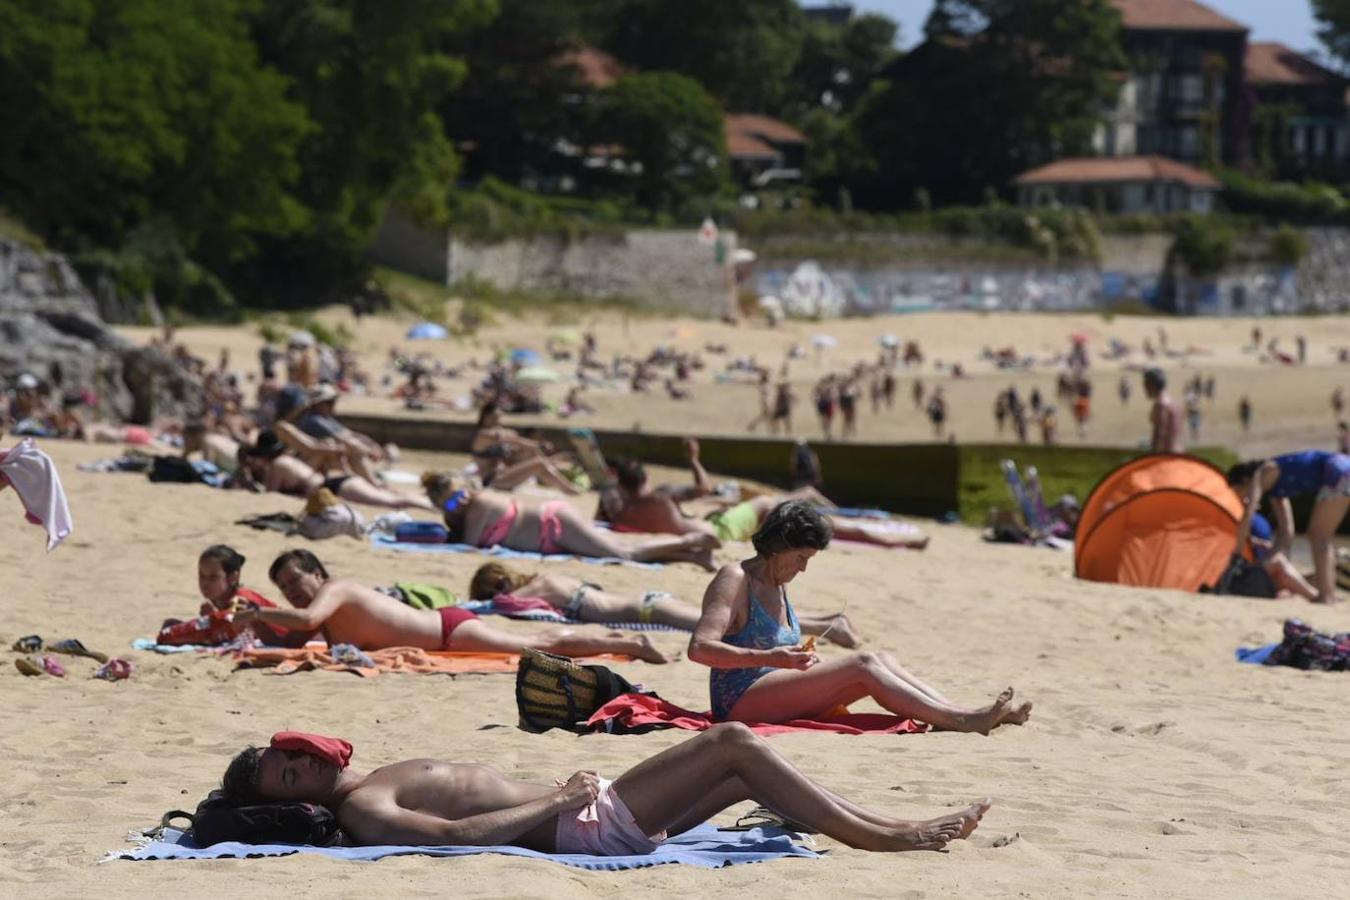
[0,0,310,261]
[850,0,1126,208]
[1313,0,1350,65]
[596,72,727,211]
[439,0,587,185]
[242,0,492,299]
[789,13,899,114]
[602,0,805,113]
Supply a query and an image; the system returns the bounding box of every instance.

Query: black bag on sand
[515,648,657,734]
[148,456,207,484]
[169,789,343,846]
[1204,553,1277,599]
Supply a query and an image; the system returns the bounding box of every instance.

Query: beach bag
[394,521,449,543]
[515,648,647,734]
[182,789,342,847]
[148,456,206,484]
[1209,553,1277,599]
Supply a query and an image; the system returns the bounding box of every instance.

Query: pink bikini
[477,500,566,555]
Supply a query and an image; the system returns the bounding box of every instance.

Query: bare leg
[556,507,720,570]
[829,517,929,549]
[336,477,435,510]
[1307,496,1349,603]
[1263,553,1319,601]
[447,619,670,663]
[798,612,861,648]
[726,652,1031,733]
[613,724,991,851]
[784,486,835,507]
[489,458,583,495]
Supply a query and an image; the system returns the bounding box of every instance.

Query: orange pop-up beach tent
[1074,455,1245,592]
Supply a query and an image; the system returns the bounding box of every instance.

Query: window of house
[1179,127,1199,158]
[1181,75,1204,104]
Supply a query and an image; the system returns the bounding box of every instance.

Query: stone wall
[0,237,202,423]
[369,208,737,317]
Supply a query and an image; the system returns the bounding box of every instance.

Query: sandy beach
[4,309,1350,897]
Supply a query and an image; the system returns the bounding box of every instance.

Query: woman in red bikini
[423,473,719,570]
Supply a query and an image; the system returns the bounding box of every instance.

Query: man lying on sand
[223,725,991,853]
[238,430,433,511]
[233,549,671,662]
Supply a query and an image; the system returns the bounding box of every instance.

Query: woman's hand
[555,771,601,810]
[765,647,818,670]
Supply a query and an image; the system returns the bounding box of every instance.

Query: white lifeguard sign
[697,216,719,245]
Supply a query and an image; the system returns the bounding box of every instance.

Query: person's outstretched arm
[340,773,595,847]
[236,580,347,632]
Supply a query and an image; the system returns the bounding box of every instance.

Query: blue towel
[369,534,662,569]
[132,638,209,655]
[823,506,891,520]
[458,600,683,632]
[105,825,819,870]
[1236,643,1279,665]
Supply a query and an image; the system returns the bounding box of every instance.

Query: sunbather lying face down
[688,501,1032,730]
[232,549,672,662]
[224,724,992,853]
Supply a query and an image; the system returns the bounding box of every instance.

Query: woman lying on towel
[423,473,719,570]
[238,430,433,512]
[688,500,1032,731]
[1228,451,1350,604]
[468,561,860,643]
[232,549,672,663]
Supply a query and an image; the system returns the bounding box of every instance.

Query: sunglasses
[442,489,469,514]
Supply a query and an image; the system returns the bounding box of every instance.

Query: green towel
[395,582,458,610]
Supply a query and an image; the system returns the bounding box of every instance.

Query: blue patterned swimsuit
[709,582,801,720]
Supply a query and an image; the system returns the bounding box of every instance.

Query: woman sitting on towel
[467,561,859,642]
[423,473,719,570]
[688,500,1032,731]
[1228,451,1350,604]
[470,401,582,494]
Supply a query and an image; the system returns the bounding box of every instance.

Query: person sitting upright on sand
[689,501,1029,730]
[221,725,992,853]
[231,549,672,662]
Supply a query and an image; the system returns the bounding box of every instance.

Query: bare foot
[630,634,671,664]
[888,798,991,851]
[682,533,721,571]
[823,613,861,648]
[970,688,1031,734]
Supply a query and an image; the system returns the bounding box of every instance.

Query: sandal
[11,634,42,653]
[48,638,109,664]
[15,655,66,677]
[93,658,133,681]
[728,806,818,834]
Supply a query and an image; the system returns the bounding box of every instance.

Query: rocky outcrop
[0,237,202,423]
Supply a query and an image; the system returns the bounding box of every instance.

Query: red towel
[586,693,928,736]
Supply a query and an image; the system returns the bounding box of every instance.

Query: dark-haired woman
[689,501,1031,731]
[1227,451,1350,604]
[161,545,294,645]
[471,401,581,494]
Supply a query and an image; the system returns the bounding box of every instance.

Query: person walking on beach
[1238,395,1252,432]
[993,393,1008,435]
[1144,368,1183,453]
[813,376,835,441]
[838,378,859,440]
[770,381,795,436]
[1184,388,1202,444]
[926,388,947,439]
[911,378,924,410]
[1332,387,1344,418]
[1118,374,1131,406]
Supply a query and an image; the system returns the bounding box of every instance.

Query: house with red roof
[1015,155,1221,214]
[1246,41,1350,176]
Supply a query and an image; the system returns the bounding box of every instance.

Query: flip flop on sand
[11,634,42,653]
[93,658,133,681]
[15,655,66,677]
[47,638,108,664]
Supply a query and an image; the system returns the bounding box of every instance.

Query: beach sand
[3,310,1350,896]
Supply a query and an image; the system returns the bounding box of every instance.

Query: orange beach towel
[233,645,630,677]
